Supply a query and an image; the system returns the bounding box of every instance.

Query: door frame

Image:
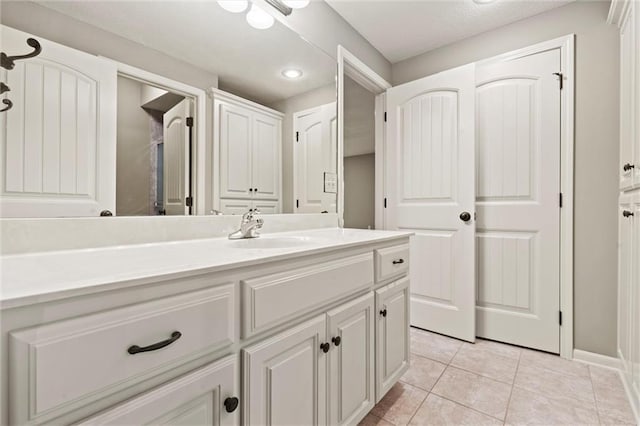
[103,59,207,216]
[476,35,575,359]
[337,46,391,229]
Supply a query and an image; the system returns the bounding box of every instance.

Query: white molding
[337,46,391,228]
[573,349,621,370]
[102,58,208,216]
[608,0,631,27]
[207,87,284,119]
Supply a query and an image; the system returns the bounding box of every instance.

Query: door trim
[337,46,391,229]
[477,35,575,359]
[102,58,207,216]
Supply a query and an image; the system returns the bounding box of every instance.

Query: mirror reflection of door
[115,76,190,216]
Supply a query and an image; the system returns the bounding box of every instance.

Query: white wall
[269,84,337,213]
[392,0,619,357]
[344,76,375,157]
[344,154,375,229]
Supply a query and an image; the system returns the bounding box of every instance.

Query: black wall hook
[0,83,9,95]
[1,38,42,70]
[0,99,13,113]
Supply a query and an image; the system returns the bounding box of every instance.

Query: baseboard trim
[618,350,640,425]
[572,349,621,370]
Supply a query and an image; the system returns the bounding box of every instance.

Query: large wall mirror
[0,1,337,217]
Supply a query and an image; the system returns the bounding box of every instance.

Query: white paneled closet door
[0,25,117,217]
[386,64,476,342]
[475,49,561,353]
[162,99,191,216]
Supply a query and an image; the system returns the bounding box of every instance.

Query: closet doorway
[385,36,574,356]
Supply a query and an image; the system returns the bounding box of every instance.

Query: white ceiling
[34,1,336,105]
[325,0,574,63]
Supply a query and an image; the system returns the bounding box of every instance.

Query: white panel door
[163,99,191,216]
[294,102,337,213]
[0,25,116,217]
[219,199,252,215]
[77,355,239,426]
[252,114,280,200]
[620,3,636,190]
[375,277,410,401]
[386,64,476,342]
[218,101,252,199]
[476,49,561,353]
[243,315,327,426]
[327,293,375,425]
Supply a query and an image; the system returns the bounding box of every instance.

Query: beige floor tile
[431,366,512,420]
[588,365,636,424]
[505,386,599,425]
[371,382,428,426]
[409,394,502,425]
[450,343,519,383]
[410,328,462,364]
[472,338,522,360]
[401,354,447,391]
[514,362,595,403]
[519,349,590,378]
[589,365,624,389]
[359,413,395,426]
[598,414,638,425]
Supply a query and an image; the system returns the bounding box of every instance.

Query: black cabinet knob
[100,210,113,217]
[224,397,239,413]
[320,342,330,353]
[249,188,253,192]
[623,163,635,172]
[332,336,341,346]
[380,309,387,317]
[623,210,634,218]
[459,212,472,222]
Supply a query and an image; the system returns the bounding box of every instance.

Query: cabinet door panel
[243,315,327,426]
[77,355,239,426]
[253,199,280,214]
[619,196,633,376]
[218,101,252,199]
[376,277,410,401]
[327,293,375,425]
[252,115,281,200]
[219,198,252,215]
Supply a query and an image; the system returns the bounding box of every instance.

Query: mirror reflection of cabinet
[213,90,282,215]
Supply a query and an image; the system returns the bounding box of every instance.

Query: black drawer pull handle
[332,336,341,346]
[127,331,182,355]
[380,309,387,317]
[224,397,239,413]
[320,342,330,353]
[392,259,405,265]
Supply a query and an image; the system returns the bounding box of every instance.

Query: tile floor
[361,327,637,426]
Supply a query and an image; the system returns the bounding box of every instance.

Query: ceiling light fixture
[282,0,310,9]
[246,4,275,29]
[282,69,303,79]
[217,0,249,13]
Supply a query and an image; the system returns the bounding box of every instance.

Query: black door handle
[459,211,472,222]
[623,210,634,218]
[320,342,330,353]
[332,336,341,346]
[623,163,635,172]
[224,397,239,413]
[127,331,182,354]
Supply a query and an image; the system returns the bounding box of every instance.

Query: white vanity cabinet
[213,89,283,214]
[1,233,411,425]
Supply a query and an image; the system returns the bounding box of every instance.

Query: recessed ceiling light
[217,0,248,13]
[473,0,497,3]
[282,0,310,8]
[246,4,275,30]
[282,69,303,79]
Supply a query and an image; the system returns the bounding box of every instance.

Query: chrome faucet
[228,209,264,239]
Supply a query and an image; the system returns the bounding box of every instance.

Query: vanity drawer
[375,244,410,282]
[242,253,373,337]
[9,284,236,424]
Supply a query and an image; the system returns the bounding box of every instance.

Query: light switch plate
[324,172,337,193]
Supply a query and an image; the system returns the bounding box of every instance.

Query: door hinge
[296,131,299,142]
[384,198,387,208]
[296,199,299,208]
[185,196,193,207]
[186,117,194,127]
[559,192,563,208]
[384,112,387,122]
[553,72,563,90]
[559,311,563,326]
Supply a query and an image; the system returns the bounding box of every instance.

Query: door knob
[459,212,472,222]
[100,210,113,216]
[224,397,239,413]
[320,342,330,353]
[623,163,635,172]
[380,308,387,317]
[623,210,634,218]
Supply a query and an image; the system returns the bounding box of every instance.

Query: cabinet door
[619,195,634,378]
[327,293,375,425]
[253,199,280,214]
[219,198,252,215]
[218,101,253,199]
[77,355,239,425]
[632,193,640,402]
[620,2,637,190]
[252,114,281,200]
[375,277,410,401]
[243,315,327,426]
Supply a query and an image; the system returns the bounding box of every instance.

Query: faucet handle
[242,208,261,221]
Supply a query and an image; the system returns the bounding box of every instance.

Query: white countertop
[0,228,411,310]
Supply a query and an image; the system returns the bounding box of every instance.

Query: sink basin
[227,236,316,249]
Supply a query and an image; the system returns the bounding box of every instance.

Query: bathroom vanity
[0,228,411,425]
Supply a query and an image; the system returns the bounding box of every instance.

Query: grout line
[588,367,604,425]
[429,392,506,423]
[503,346,522,424]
